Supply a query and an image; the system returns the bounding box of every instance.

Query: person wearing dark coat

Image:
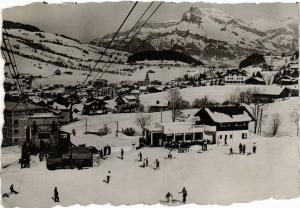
[106,171,111,184]
[107,145,111,155]
[138,152,142,162]
[155,159,160,170]
[239,143,243,154]
[229,147,233,155]
[10,184,18,194]
[253,143,257,154]
[165,192,173,203]
[120,148,124,160]
[242,144,246,155]
[179,187,187,204]
[145,158,149,167]
[54,187,59,202]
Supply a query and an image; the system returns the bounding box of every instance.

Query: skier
[179,187,187,204]
[103,145,107,156]
[54,187,59,202]
[120,148,124,160]
[107,145,111,155]
[242,144,246,155]
[239,143,243,154]
[229,147,233,155]
[168,151,172,159]
[106,171,111,184]
[165,192,173,203]
[253,143,257,154]
[155,159,160,170]
[145,158,149,167]
[10,184,18,194]
[203,140,207,151]
[99,148,103,159]
[138,152,142,162]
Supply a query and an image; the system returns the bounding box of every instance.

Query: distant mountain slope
[2,20,130,73]
[92,6,298,61]
[127,50,204,65]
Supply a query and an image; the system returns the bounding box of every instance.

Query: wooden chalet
[224,69,247,85]
[194,106,255,143]
[82,96,108,115]
[253,87,291,103]
[115,95,140,113]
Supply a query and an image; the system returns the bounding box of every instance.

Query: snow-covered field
[1,135,298,207]
[9,55,193,86]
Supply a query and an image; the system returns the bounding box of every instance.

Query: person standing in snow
[145,158,149,167]
[120,148,124,160]
[168,151,172,159]
[165,192,173,203]
[99,148,103,159]
[155,159,160,170]
[138,152,142,162]
[103,146,107,156]
[239,143,243,154]
[108,145,111,155]
[229,147,233,155]
[54,187,59,202]
[179,187,187,204]
[10,184,18,194]
[106,171,111,184]
[242,144,246,155]
[252,143,257,154]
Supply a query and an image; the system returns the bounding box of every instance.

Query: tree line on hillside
[239,53,266,69]
[3,20,42,32]
[127,50,204,66]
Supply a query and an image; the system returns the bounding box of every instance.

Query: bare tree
[290,111,299,136]
[167,89,184,122]
[135,113,152,135]
[226,88,265,134]
[270,113,282,136]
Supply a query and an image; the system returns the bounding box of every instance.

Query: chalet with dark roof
[194,106,255,143]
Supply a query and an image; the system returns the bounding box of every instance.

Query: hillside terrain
[93,7,298,61]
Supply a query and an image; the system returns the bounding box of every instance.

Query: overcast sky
[3,2,299,42]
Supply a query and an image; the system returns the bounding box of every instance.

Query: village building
[2,101,48,147]
[148,99,169,112]
[82,97,108,115]
[145,106,255,147]
[194,106,255,144]
[253,87,291,103]
[224,69,247,85]
[115,95,140,113]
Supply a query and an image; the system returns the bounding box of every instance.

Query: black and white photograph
[0,1,299,207]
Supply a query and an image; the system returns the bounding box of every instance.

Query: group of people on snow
[165,187,188,204]
[229,142,257,155]
[99,144,111,158]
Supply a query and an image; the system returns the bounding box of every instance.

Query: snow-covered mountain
[1,21,130,73]
[92,7,298,61]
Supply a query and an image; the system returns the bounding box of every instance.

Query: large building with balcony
[145,106,255,147]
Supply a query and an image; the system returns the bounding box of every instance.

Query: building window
[225,135,227,139]
[242,133,247,139]
[14,129,19,134]
[230,134,232,139]
[220,135,222,139]
[13,120,19,127]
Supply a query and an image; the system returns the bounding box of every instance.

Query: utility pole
[85,117,87,133]
[116,121,119,137]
